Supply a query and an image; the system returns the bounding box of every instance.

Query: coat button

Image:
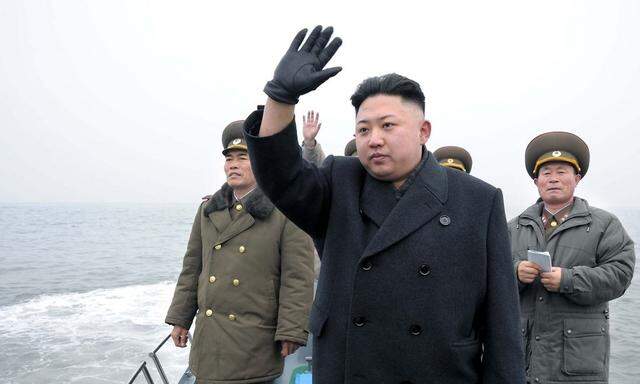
[535,335,541,341]
[534,378,540,383]
[567,329,572,334]
[538,296,543,302]
[228,314,236,321]
[209,275,216,283]
[409,324,422,335]
[205,309,213,317]
[521,328,526,334]
[353,317,366,327]
[232,278,240,286]
[418,264,431,276]
[235,204,243,211]
[214,244,222,250]
[361,260,372,271]
[239,245,246,253]
[439,215,451,226]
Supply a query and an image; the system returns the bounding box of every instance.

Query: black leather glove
[264,25,342,104]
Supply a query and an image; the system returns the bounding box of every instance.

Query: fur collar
[203,183,274,219]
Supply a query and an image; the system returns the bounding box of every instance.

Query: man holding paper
[509,131,635,384]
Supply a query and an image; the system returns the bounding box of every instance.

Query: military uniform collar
[204,183,274,219]
[520,196,590,222]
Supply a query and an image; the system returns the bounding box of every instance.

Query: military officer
[509,131,635,384]
[165,120,315,384]
[434,146,472,173]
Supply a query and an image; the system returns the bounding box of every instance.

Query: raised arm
[259,25,342,138]
[244,26,342,238]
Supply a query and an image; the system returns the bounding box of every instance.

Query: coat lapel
[216,212,255,245]
[360,175,399,227]
[361,152,448,260]
[209,209,232,234]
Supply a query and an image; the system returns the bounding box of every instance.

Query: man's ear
[420,120,432,144]
[575,174,582,185]
[533,178,539,187]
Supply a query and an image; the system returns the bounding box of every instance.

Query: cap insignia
[232,138,241,145]
[552,150,561,157]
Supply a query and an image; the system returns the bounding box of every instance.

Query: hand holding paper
[527,250,552,273]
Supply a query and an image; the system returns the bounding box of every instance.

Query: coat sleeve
[482,189,526,384]
[244,108,333,239]
[165,204,203,329]
[507,217,529,293]
[302,141,326,167]
[560,215,636,306]
[275,218,315,345]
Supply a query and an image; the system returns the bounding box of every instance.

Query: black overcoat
[244,109,525,384]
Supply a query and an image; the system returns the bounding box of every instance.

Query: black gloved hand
[264,25,343,104]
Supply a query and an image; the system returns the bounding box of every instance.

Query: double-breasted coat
[244,109,525,384]
[165,184,315,384]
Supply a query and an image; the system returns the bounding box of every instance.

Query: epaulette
[201,195,212,202]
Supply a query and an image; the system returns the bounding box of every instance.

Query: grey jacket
[301,141,326,167]
[508,197,635,384]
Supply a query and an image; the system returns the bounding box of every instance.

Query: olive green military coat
[165,184,315,384]
[509,197,635,384]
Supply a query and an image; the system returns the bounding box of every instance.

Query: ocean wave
[0,281,190,384]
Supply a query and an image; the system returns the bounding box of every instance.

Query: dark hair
[350,73,425,113]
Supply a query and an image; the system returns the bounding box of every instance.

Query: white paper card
[527,250,552,273]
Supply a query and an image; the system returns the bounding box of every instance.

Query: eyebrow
[356,114,397,124]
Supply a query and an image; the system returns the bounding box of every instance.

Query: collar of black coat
[203,183,275,219]
[359,150,448,259]
[520,196,590,222]
[360,148,446,226]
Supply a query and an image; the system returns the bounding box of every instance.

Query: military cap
[221,120,247,155]
[434,146,472,173]
[344,139,357,157]
[525,131,589,179]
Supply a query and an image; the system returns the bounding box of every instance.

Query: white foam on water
[0,281,191,384]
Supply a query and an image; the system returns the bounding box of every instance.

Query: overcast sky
[1,0,639,216]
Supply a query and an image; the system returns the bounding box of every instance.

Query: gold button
[550,221,558,227]
[235,204,243,211]
[228,314,236,321]
[214,244,222,250]
[205,309,213,317]
[209,275,216,283]
[239,246,246,253]
[232,279,240,286]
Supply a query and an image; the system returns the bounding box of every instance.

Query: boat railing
[127,333,194,384]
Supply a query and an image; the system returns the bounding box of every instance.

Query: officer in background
[434,146,472,173]
[509,131,635,384]
[344,138,357,157]
[165,120,315,384]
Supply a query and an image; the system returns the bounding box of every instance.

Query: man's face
[534,162,581,206]
[355,95,431,183]
[223,150,256,191]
